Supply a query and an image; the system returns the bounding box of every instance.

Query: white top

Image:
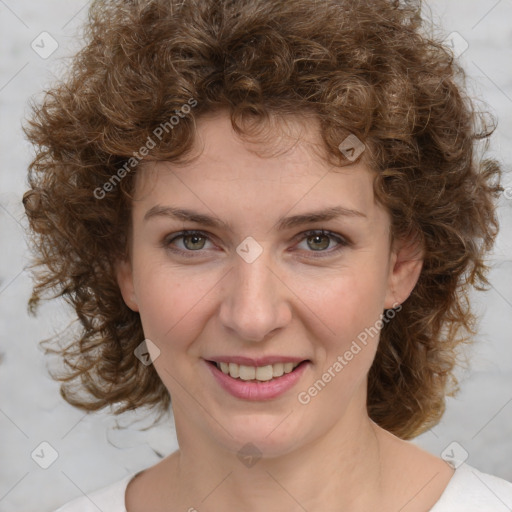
[54,462,512,511]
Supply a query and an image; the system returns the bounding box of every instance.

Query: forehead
[133,111,379,221]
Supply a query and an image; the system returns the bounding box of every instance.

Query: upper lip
[206,356,308,366]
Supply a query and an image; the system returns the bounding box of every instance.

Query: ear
[116,258,139,312]
[384,235,424,309]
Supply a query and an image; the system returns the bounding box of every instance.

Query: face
[117,111,422,458]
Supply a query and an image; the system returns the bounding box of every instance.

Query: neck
[169,395,385,511]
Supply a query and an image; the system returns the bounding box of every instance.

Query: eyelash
[162,229,350,259]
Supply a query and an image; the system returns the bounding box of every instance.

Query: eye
[162,229,350,259]
[163,230,214,256]
[294,229,350,258]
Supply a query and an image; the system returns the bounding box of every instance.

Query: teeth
[216,361,301,381]
[228,362,239,378]
[273,362,284,377]
[239,365,255,381]
[255,365,273,381]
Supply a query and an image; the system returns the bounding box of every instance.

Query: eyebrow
[144,204,366,232]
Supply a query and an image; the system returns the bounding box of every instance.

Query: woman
[23,0,512,510]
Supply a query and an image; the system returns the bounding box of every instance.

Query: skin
[117,111,454,512]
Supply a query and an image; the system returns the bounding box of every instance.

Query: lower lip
[205,360,310,401]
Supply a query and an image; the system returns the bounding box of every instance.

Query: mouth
[206,360,309,383]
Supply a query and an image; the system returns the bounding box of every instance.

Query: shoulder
[430,461,512,511]
[53,473,136,512]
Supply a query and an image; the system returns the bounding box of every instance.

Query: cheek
[310,268,388,348]
[133,261,217,350]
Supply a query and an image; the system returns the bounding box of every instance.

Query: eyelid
[292,229,351,257]
[162,230,217,254]
[162,228,351,258]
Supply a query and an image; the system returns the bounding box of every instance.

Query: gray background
[1,1,511,510]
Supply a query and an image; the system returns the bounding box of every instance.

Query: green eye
[163,229,350,259]
[295,230,349,258]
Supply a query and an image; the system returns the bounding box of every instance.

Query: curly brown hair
[23,0,503,440]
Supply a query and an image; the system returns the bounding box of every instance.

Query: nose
[218,250,292,342]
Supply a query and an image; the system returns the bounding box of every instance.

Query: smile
[214,361,301,381]
[205,359,310,400]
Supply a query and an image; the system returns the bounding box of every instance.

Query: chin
[210,413,309,458]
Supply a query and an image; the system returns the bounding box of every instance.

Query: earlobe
[116,258,139,312]
[384,237,424,309]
